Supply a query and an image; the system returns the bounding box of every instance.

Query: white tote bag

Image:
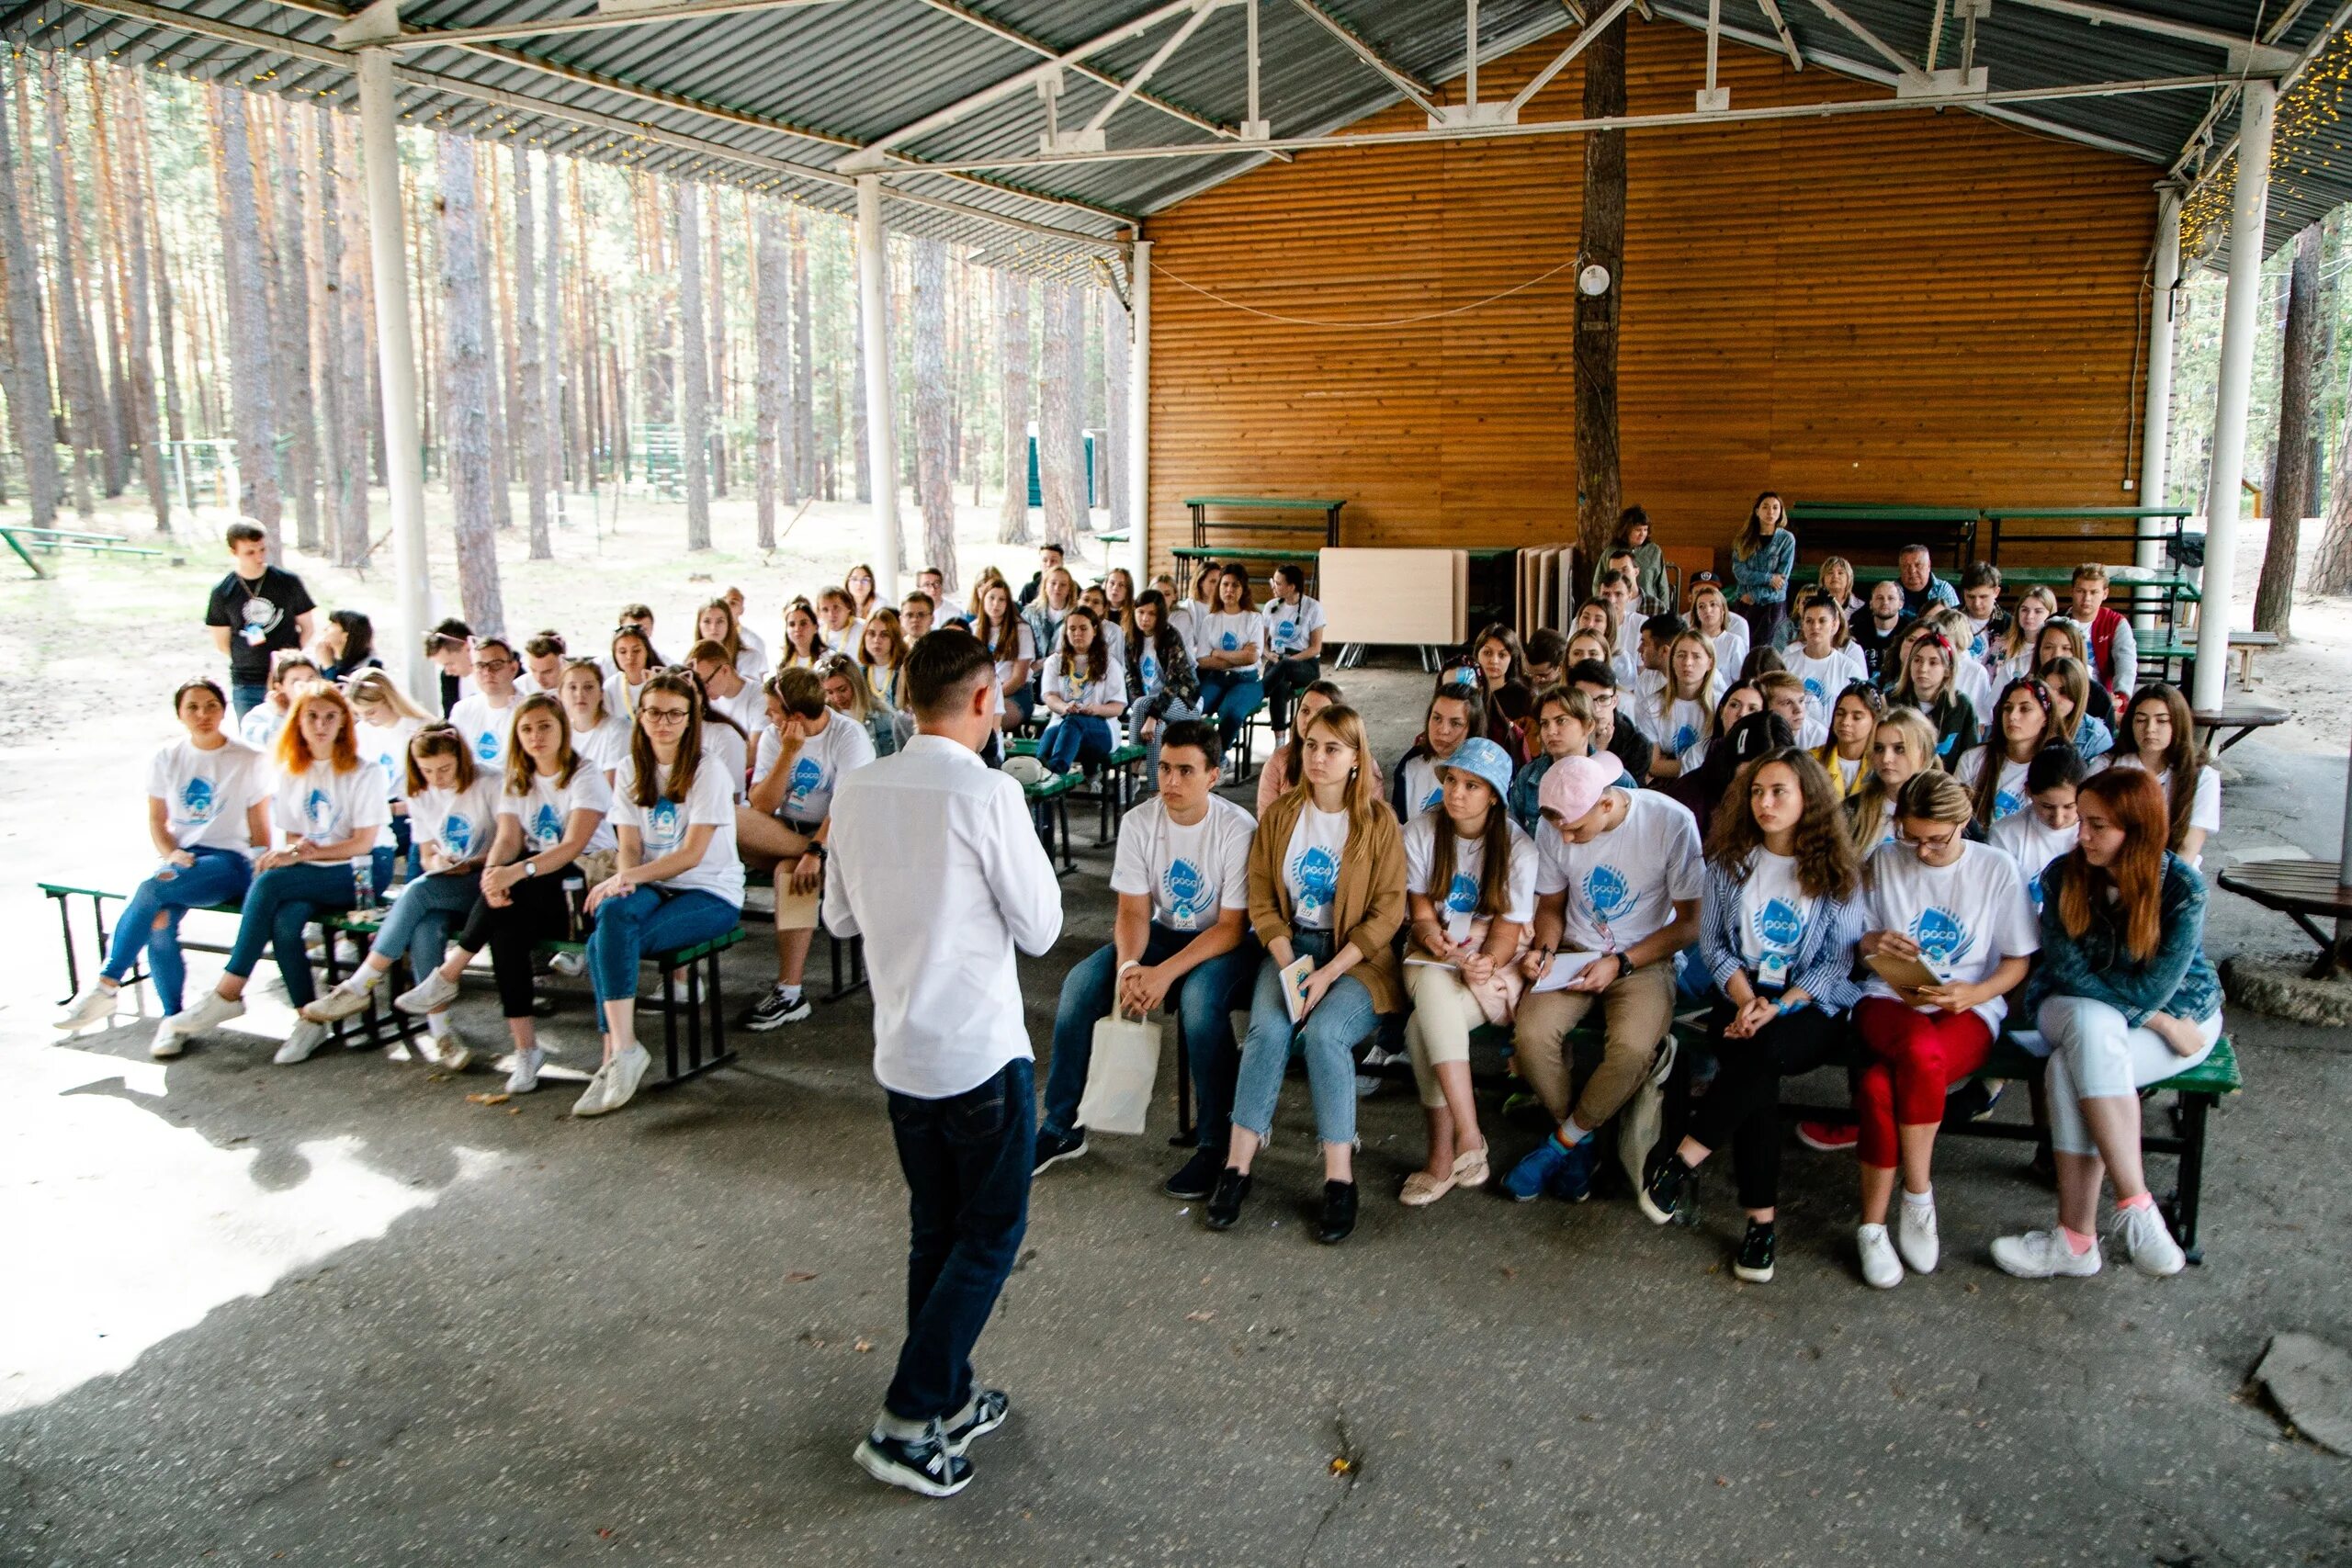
[1077,1005,1162,1136]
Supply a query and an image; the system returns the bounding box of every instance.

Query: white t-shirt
[1826,751,1865,793]
[702,724,750,804]
[1986,809,2076,911]
[1861,840,2040,1029]
[1193,611,1264,678]
[2101,755,2222,837]
[1634,682,1718,759]
[502,761,618,856]
[1404,812,1537,945]
[1261,594,1326,659]
[610,755,744,905]
[149,739,267,857]
[753,713,876,826]
[272,760,390,867]
[1782,645,1867,721]
[238,702,288,752]
[1133,637,1173,697]
[982,621,1036,698]
[356,717,424,803]
[1534,789,1703,955]
[409,776,501,865]
[738,626,770,672]
[572,713,633,776]
[447,692,520,773]
[1110,795,1255,934]
[1396,752,1449,819]
[706,679,764,739]
[1735,848,1816,971]
[821,616,865,653]
[1955,747,2031,823]
[1951,658,1992,724]
[1703,620,1750,679]
[604,670,650,720]
[1280,806,1351,931]
[1040,651,1120,712]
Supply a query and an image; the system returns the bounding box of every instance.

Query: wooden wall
[1139,20,2159,580]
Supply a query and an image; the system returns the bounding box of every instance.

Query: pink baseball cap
[1538,753,1617,825]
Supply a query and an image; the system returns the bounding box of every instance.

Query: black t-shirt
[1849,610,1912,684]
[1604,721,1653,787]
[206,565,315,683]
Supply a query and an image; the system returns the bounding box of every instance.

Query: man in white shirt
[447,637,522,773]
[824,629,1061,1500]
[689,640,765,738]
[1033,720,1259,1199]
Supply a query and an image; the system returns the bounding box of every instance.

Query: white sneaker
[548,951,585,978]
[1991,1227,2103,1280]
[305,973,383,1022]
[273,1019,331,1065]
[504,1044,546,1094]
[55,981,120,1032]
[168,990,245,1038]
[429,1028,473,1073]
[393,968,461,1015]
[1858,1223,1903,1289]
[2109,1202,2187,1278]
[150,1019,186,1059]
[1895,1197,1939,1275]
[571,1061,615,1117]
[597,1043,652,1112]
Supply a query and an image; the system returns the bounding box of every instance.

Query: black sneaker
[853,1422,971,1498]
[1636,1149,1695,1227]
[741,985,813,1032]
[942,1389,1009,1456]
[1032,1127,1088,1175]
[1204,1168,1251,1230]
[1735,1220,1777,1283]
[1314,1179,1358,1245]
[1164,1146,1221,1201]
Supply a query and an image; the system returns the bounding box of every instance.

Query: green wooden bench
[2,525,166,580]
[39,880,242,1007]
[537,926,745,1089]
[1185,495,1343,548]
[1023,769,1083,874]
[317,908,430,1057]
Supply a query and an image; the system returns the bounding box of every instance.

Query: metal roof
[1,0,2346,270]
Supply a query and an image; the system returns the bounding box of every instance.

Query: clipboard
[776,880,821,931]
[1529,950,1605,994]
[1865,951,1944,991]
[1278,954,1315,1023]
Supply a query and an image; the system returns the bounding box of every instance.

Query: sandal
[1399,1170,1454,1207]
[1453,1145,1491,1189]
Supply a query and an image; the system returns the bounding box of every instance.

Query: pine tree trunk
[997,271,1032,544]
[112,73,166,531]
[849,255,870,506]
[437,132,504,632]
[212,83,281,548]
[44,61,103,518]
[86,70,134,502]
[0,57,59,526]
[914,234,957,593]
[332,110,372,567]
[479,146,514,535]
[2256,223,2322,637]
[268,99,321,552]
[675,182,713,550]
[50,61,124,500]
[141,85,184,450]
[754,199,786,551]
[790,208,814,502]
[512,144,552,559]
[542,163,564,525]
[1039,279,1081,551]
[1102,286,1130,536]
[1574,11,1627,567]
[707,188,728,498]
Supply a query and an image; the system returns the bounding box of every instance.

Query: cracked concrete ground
[5,661,2348,1567]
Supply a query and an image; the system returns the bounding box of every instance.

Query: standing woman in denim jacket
[1730,491,1796,649]
[1991,767,2220,1281]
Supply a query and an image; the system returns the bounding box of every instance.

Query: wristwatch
[524,860,539,879]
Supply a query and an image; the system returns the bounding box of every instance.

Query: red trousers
[1852,997,1993,1168]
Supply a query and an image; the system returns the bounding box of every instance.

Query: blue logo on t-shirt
[1995,789,2023,819]
[1671,723,1698,755]
[442,814,474,856]
[1584,863,1633,921]
[1291,846,1338,912]
[304,787,334,836]
[1802,675,1826,702]
[530,803,563,847]
[648,800,683,852]
[1911,907,1973,966]
[1164,858,1211,923]
[1419,785,1443,815]
[1141,650,1160,688]
[475,729,498,761]
[1219,630,1239,651]
[2025,874,2045,910]
[1446,871,1479,914]
[787,755,825,804]
[180,777,217,823]
[1754,897,1804,952]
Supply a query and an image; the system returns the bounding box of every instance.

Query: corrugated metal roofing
[0,0,2344,270]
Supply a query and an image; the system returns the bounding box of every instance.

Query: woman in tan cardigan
[1205,704,1406,1245]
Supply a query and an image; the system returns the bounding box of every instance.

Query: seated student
[844,562,883,622]
[605,625,660,718]
[613,604,663,668]
[1397,738,1534,1206]
[1815,681,1885,798]
[1035,607,1124,776]
[1562,658,1651,787]
[297,722,499,1067]
[347,669,432,885]
[972,578,1036,731]
[1992,767,2219,1283]
[1102,567,1137,637]
[240,649,323,750]
[1848,578,1910,685]
[1259,680,1383,813]
[2039,655,2115,763]
[423,618,475,715]
[1168,561,1216,649]
[1842,705,1942,860]
[1634,626,1720,779]
[1596,570,1647,688]
[899,590,938,644]
[1509,685,1625,831]
[559,658,633,779]
[55,679,271,1054]
[1564,627,1611,675]
[1922,605,1994,721]
[1502,754,1702,1203]
[1205,704,1404,1244]
[778,598,830,671]
[448,636,524,774]
[965,564,1010,628]
[1035,720,1259,1191]
[858,610,910,716]
[1669,707,1790,841]
[1894,543,1961,618]
[514,631,568,697]
[1193,566,1267,753]
[1781,593,1869,726]
[814,586,865,654]
[695,670,754,803]
[697,596,765,683]
[1849,771,2038,1289]
[1678,679,1765,781]
[1024,566,1080,666]
[735,666,874,1031]
[1957,677,2061,829]
[1638,748,1865,1284]
[1988,743,2084,911]
[393,694,616,1093]
[1017,539,1066,608]
[574,671,745,1117]
[1755,671,1828,751]
[163,682,390,1057]
[912,569,961,628]
[1686,571,1749,678]
[2034,617,2116,728]
[1127,589,1204,778]
[1815,556,1866,620]
[1568,593,1620,671]
[2101,683,2220,868]
[1259,563,1327,743]
[690,639,766,739]
[1986,585,2055,689]
[314,609,381,684]
[724,585,769,670]
[1390,681,1483,820]
[1888,628,1978,761]
[1957,562,2008,660]
[1468,622,1536,762]
[2060,563,2137,701]
[1599,505,1669,611]
[1522,627,1569,694]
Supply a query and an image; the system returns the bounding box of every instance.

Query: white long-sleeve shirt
[823,732,1064,1099]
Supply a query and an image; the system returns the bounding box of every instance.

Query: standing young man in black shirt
[204,523,316,719]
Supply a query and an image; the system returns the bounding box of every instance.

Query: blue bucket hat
[1434,737,1515,804]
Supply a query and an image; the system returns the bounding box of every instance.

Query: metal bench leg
[661,962,683,1082]
[684,953,707,1076]
[2169,1091,2213,1266]
[1171,1017,1196,1147]
[52,890,82,1004]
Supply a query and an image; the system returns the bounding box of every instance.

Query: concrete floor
[5,660,2349,1567]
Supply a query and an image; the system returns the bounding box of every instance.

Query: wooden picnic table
[1,525,166,580]
[2192,699,2289,753]
[2218,858,2352,975]
[1980,505,2197,566]
[1185,495,1343,547]
[1786,502,1978,571]
[2141,634,2281,690]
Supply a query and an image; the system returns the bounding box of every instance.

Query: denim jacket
[1699,854,1865,1014]
[1731,528,1796,605]
[2025,852,2219,1025]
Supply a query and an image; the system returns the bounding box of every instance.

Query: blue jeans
[1230,927,1380,1147]
[1037,713,1114,773]
[1197,671,1264,749]
[585,885,740,1006]
[102,848,253,1014]
[224,861,368,1009]
[883,1057,1035,1424]
[368,870,481,972]
[231,682,267,721]
[1042,927,1260,1147]
[1125,694,1200,778]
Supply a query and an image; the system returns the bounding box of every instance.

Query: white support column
[1125,238,1151,584]
[357,48,432,703]
[855,175,901,600]
[2137,185,2182,573]
[2191,81,2273,712]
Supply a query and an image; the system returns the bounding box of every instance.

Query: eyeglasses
[474,658,514,672]
[1895,826,1962,852]
[639,705,693,724]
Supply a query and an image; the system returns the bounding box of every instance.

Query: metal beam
[1084,0,1221,135]
[2003,0,2295,72]
[1756,0,1802,70]
[909,0,1237,144]
[2176,0,2352,198]
[1287,0,1439,113]
[1507,0,1637,116]
[379,0,849,51]
[1805,0,1923,80]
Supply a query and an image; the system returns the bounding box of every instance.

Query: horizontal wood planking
[1140,23,2155,586]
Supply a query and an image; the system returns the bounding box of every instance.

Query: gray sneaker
[273,1019,331,1066]
[597,1043,652,1112]
[571,1061,615,1117]
[393,968,461,1016]
[504,1044,546,1094]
